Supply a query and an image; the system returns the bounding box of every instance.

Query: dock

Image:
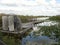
[0,16,34,35]
[0,16,45,37]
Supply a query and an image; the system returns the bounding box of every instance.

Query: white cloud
[0,0,60,16]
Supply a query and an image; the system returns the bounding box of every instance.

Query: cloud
[0,0,60,16]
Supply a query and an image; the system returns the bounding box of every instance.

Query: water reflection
[22,34,57,45]
[32,26,40,31]
[22,28,58,45]
[37,21,58,26]
[22,20,58,45]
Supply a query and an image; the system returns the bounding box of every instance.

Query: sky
[0,0,60,16]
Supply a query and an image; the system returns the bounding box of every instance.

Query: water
[22,26,58,45]
[21,17,58,45]
[22,31,57,45]
[37,17,49,21]
[37,21,58,26]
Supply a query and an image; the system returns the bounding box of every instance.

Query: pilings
[2,16,8,30]
[2,15,33,35]
[8,16,14,31]
[14,16,22,31]
[2,16,22,32]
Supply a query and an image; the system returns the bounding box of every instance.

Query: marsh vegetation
[0,14,60,45]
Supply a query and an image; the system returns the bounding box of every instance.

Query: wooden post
[2,15,22,32]
[14,16,22,31]
[8,16,14,31]
[2,16,8,30]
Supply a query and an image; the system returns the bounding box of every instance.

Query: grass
[39,16,60,45]
[49,15,60,22]
[40,25,60,45]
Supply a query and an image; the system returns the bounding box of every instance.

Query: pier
[0,15,46,38]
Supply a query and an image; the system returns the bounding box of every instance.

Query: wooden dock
[0,27,32,34]
[0,16,45,36]
[0,22,33,35]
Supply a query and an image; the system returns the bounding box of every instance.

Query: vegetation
[0,13,60,45]
[41,16,60,45]
[0,13,47,23]
[49,15,60,22]
[32,15,60,45]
